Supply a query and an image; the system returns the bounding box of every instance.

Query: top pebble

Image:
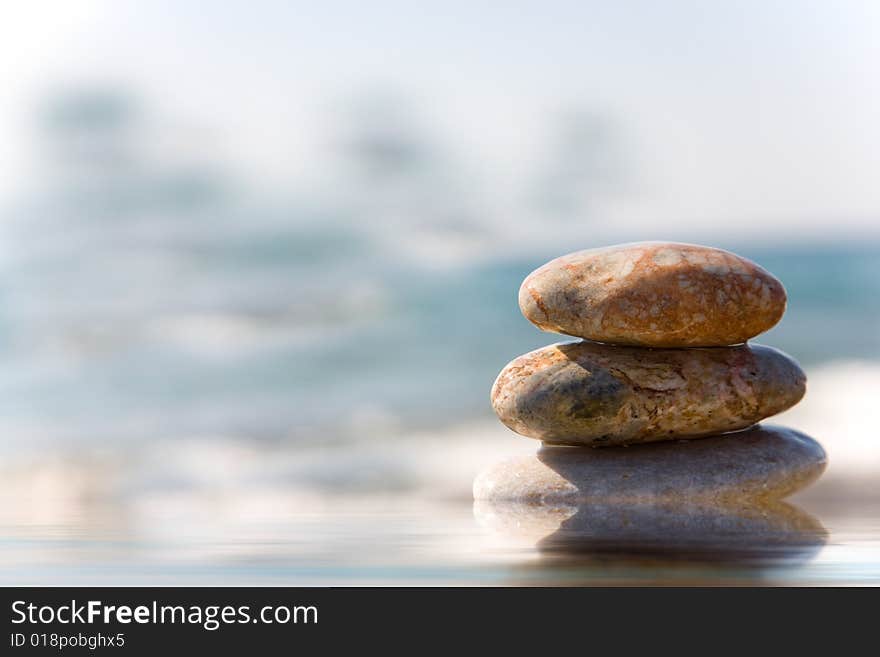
[519,242,786,347]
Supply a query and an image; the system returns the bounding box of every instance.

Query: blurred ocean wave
[0,242,877,450]
[0,88,878,452]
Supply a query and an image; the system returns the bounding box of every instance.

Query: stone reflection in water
[474,497,827,566]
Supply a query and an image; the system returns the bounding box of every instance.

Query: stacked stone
[474,242,826,508]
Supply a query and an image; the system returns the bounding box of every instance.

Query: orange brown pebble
[491,340,805,447]
[519,242,787,347]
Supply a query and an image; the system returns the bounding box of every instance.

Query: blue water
[0,200,878,449]
[2,90,877,448]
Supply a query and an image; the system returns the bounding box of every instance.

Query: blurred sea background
[0,1,879,584]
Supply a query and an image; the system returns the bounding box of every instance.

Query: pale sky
[2,0,879,239]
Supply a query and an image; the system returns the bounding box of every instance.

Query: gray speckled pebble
[473,425,826,505]
[492,340,805,446]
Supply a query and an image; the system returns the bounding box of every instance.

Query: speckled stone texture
[492,340,805,446]
[519,242,786,347]
[473,425,826,505]
[474,497,827,562]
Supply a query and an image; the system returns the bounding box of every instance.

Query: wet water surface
[1,482,877,586]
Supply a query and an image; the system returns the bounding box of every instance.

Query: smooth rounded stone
[472,425,827,505]
[491,340,805,446]
[474,498,827,564]
[519,242,786,347]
